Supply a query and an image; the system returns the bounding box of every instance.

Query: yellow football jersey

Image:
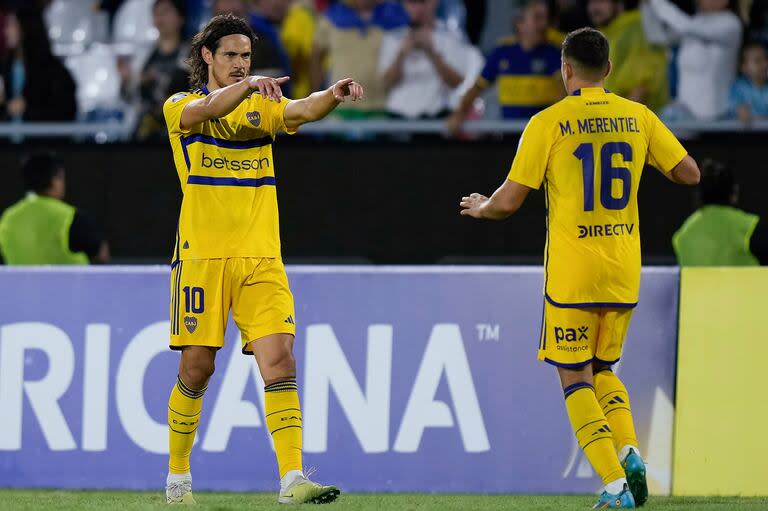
[163,87,294,262]
[508,87,687,306]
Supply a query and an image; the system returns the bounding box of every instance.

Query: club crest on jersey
[184,316,198,334]
[246,111,261,127]
[171,92,189,103]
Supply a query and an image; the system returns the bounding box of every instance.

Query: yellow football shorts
[170,257,296,354]
[538,301,634,368]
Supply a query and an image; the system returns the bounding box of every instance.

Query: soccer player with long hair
[162,13,363,505]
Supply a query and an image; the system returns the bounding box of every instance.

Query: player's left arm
[646,108,700,186]
[460,179,533,220]
[283,78,364,129]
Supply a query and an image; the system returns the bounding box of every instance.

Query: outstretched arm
[460,179,533,220]
[284,78,364,129]
[180,76,288,130]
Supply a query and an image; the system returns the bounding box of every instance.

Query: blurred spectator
[553,0,591,32]
[644,0,742,120]
[729,41,768,123]
[250,0,293,87]
[0,10,20,120]
[463,0,486,45]
[673,159,766,265]
[379,0,468,119]
[213,0,249,18]
[212,0,298,95]
[448,0,562,133]
[310,0,409,118]
[279,1,317,98]
[0,151,110,265]
[588,0,668,111]
[8,6,76,121]
[131,0,190,140]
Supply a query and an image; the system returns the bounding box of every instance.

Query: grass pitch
[0,490,765,510]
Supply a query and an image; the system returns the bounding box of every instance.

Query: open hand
[332,78,364,102]
[247,75,290,102]
[460,193,489,219]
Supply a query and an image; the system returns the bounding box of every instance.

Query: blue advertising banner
[0,267,678,494]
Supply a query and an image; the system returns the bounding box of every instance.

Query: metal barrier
[0,119,767,142]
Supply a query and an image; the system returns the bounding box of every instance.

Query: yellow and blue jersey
[479,38,562,119]
[162,86,294,262]
[508,87,687,307]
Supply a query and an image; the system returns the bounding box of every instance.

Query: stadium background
[0,0,766,508]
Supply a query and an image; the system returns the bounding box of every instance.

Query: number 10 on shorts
[183,286,205,313]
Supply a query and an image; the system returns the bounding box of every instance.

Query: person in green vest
[673,159,766,266]
[0,151,110,265]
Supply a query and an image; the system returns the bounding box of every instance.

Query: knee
[261,347,296,380]
[593,361,613,375]
[180,359,215,389]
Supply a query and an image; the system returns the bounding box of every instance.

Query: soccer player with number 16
[460,28,700,509]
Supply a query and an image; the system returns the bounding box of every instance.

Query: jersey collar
[200,84,210,95]
[571,87,609,96]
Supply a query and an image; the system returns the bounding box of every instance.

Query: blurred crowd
[0,0,767,140]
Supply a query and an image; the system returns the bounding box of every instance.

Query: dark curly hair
[187,14,258,89]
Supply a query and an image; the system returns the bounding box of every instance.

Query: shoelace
[167,480,192,499]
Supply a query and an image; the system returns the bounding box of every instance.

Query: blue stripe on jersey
[182,133,273,149]
[571,88,610,96]
[545,293,638,309]
[187,175,277,187]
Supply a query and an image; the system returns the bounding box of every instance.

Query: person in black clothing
[463,0,486,45]
[134,0,190,140]
[10,6,77,121]
[0,151,109,265]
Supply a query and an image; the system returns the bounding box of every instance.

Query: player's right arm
[178,76,289,130]
[646,109,700,186]
[460,115,549,219]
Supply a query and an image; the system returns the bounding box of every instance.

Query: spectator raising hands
[379,0,470,119]
[644,0,742,120]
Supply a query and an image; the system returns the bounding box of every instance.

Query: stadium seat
[45,0,109,56]
[112,0,158,47]
[65,43,126,121]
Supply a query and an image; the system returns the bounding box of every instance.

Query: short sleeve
[248,95,295,136]
[645,108,687,173]
[507,115,551,189]
[479,47,502,85]
[163,92,198,135]
[313,16,332,51]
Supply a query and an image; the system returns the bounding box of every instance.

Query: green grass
[0,490,766,511]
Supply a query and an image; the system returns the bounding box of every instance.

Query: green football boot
[622,448,648,506]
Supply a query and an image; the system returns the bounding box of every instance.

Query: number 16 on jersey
[573,141,633,212]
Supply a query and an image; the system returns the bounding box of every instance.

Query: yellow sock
[564,382,625,485]
[264,379,303,478]
[595,369,639,454]
[168,375,205,474]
